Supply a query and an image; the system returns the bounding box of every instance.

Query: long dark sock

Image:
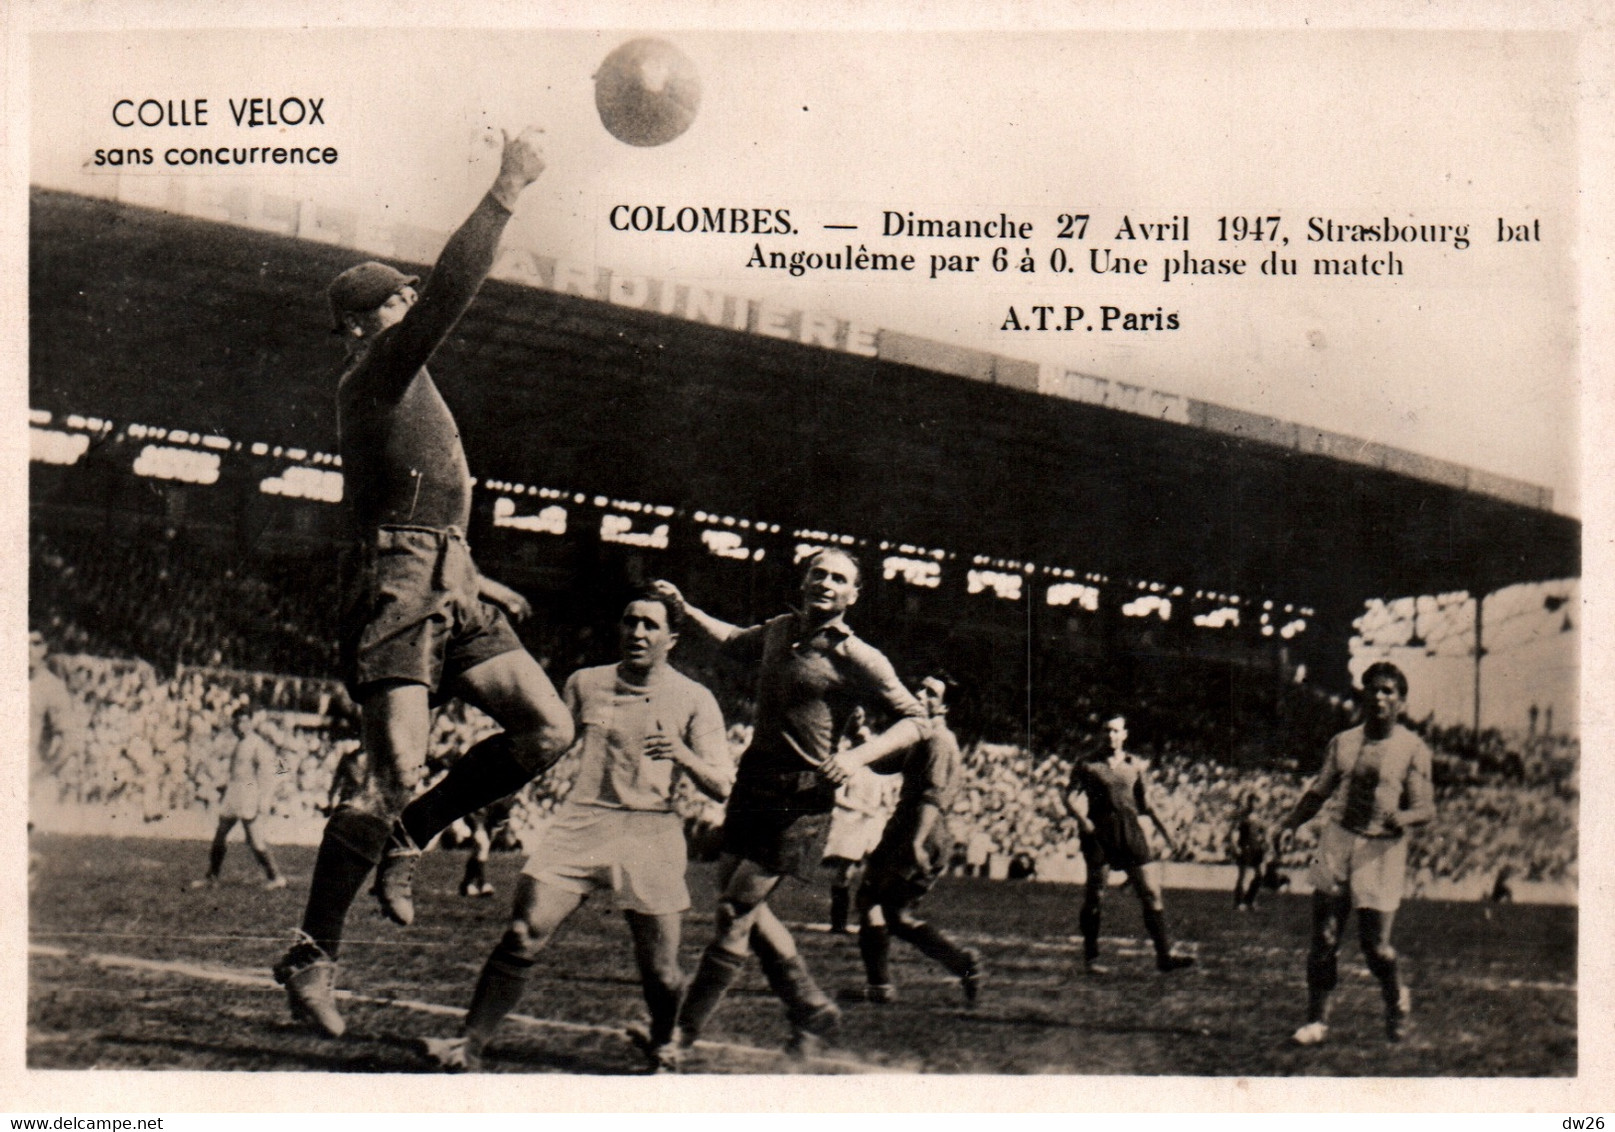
[465,942,535,1048]
[1305,949,1339,1023]
[858,922,892,986]
[829,885,850,933]
[300,808,392,958]
[1365,950,1402,1011]
[1079,893,1102,960]
[250,839,284,881]
[677,945,746,1040]
[890,919,975,976]
[399,734,531,850]
[207,825,230,878]
[642,970,685,1046]
[462,854,486,890]
[755,947,831,1024]
[1141,904,1173,959]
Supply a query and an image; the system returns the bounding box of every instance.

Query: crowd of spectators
[30,644,1579,889]
[29,527,1578,892]
[32,528,341,678]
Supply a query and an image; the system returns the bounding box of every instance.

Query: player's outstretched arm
[365,126,547,390]
[647,579,743,644]
[820,717,925,784]
[489,126,547,211]
[478,575,532,622]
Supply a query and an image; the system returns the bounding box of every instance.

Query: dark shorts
[859,844,946,911]
[858,867,935,914]
[340,525,523,700]
[1081,813,1153,872]
[721,771,837,880]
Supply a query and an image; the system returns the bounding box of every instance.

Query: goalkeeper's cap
[327,261,419,332]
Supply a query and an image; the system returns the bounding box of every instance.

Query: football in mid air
[593,38,701,147]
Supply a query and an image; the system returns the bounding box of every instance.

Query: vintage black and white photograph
[13,1,1601,1107]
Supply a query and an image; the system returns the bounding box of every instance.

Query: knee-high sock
[677,945,746,1041]
[890,919,975,977]
[399,734,530,850]
[1141,904,1173,959]
[300,808,392,958]
[1305,948,1339,1023]
[1079,892,1103,960]
[829,885,850,934]
[465,944,535,1049]
[207,824,230,878]
[754,935,830,1023]
[461,854,486,890]
[1365,949,1402,1011]
[858,922,893,987]
[641,970,685,1046]
[249,838,284,881]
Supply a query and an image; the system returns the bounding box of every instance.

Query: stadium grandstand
[29,183,1579,896]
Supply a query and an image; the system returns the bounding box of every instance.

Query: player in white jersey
[194,708,288,889]
[822,742,889,934]
[423,590,732,1074]
[29,631,81,820]
[1277,661,1435,1044]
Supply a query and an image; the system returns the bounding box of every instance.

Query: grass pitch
[27,833,1574,1075]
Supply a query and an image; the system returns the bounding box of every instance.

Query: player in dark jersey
[1230,792,1268,910]
[1063,715,1194,975]
[273,127,576,1039]
[650,550,930,1057]
[824,675,982,1006]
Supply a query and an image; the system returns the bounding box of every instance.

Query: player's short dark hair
[1360,661,1409,698]
[801,546,862,586]
[630,586,684,633]
[914,671,955,695]
[913,673,952,710]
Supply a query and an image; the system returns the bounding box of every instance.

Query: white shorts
[521,805,690,916]
[219,780,261,821]
[824,811,883,862]
[1309,822,1409,912]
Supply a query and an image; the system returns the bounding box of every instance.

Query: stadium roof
[30,188,1580,630]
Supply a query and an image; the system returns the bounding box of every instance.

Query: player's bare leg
[379,651,573,925]
[1358,908,1410,1041]
[423,874,585,1071]
[1294,888,1353,1044]
[1128,864,1194,972]
[276,680,430,1036]
[624,910,685,1072]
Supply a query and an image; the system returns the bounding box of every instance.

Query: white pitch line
[28,943,889,1073]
